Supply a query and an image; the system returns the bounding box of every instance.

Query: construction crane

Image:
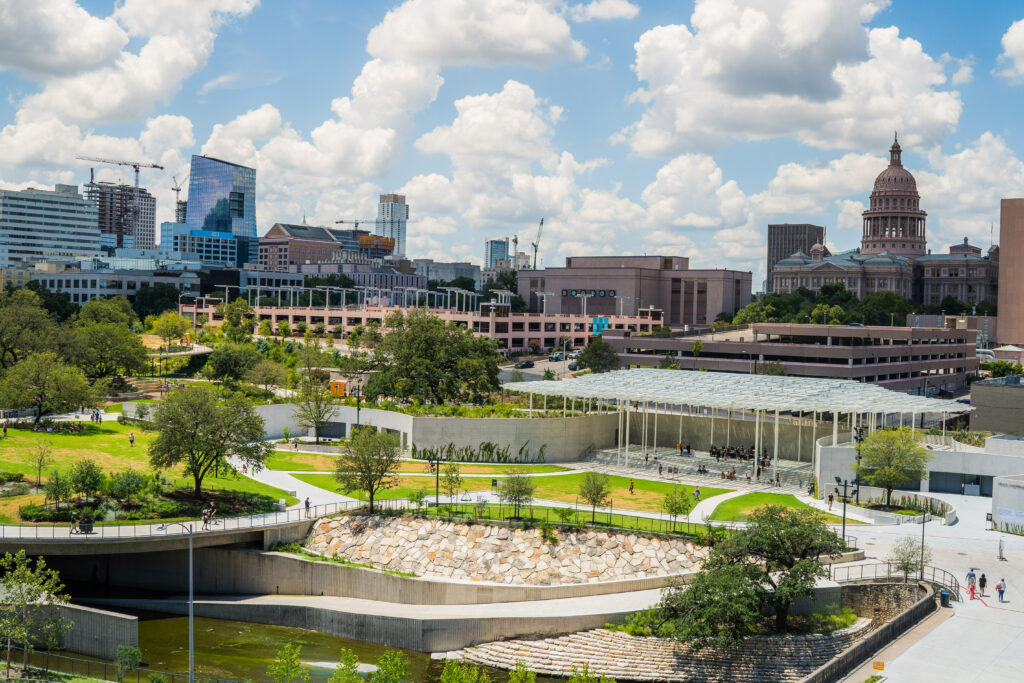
[76,156,165,242]
[511,234,519,270]
[171,173,189,204]
[335,219,375,229]
[531,217,544,270]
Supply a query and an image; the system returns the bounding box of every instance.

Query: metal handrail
[0,499,412,542]
[831,562,961,600]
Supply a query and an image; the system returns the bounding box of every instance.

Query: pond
[135,614,560,682]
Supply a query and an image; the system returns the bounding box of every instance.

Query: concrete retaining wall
[992,474,1024,531]
[58,603,138,660]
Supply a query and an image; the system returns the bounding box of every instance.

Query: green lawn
[0,422,298,508]
[708,492,858,524]
[294,471,731,514]
[267,451,568,474]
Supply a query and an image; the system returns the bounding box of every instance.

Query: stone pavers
[457,622,871,682]
[305,516,706,585]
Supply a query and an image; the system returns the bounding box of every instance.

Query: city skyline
[1,1,1023,281]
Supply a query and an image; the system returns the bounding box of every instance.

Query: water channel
[131,613,559,682]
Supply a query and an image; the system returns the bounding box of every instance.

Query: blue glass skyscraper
[185,155,257,266]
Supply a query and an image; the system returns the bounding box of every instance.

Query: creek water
[135,614,556,682]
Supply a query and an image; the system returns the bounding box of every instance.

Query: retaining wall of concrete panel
[49,548,694,604]
[57,603,138,660]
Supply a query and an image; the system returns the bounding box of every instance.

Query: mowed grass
[0,423,298,506]
[708,492,858,524]
[295,471,730,513]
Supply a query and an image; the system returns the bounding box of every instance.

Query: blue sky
[2,0,1024,285]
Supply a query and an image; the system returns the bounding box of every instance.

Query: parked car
[568,350,581,359]
[568,361,580,371]
[515,359,535,369]
[549,351,565,361]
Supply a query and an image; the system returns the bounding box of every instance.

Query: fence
[0,499,406,541]
[831,562,961,600]
[7,645,244,683]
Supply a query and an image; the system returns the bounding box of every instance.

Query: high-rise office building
[84,181,156,251]
[999,199,1024,344]
[766,223,825,292]
[185,155,257,266]
[485,237,510,268]
[376,193,408,258]
[175,200,187,224]
[0,185,100,267]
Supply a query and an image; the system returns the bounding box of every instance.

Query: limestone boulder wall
[305,516,707,585]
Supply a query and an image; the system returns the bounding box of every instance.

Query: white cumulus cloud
[998,18,1024,82]
[570,0,639,22]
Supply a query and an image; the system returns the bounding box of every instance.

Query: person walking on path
[201,508,209,531]
[128,432,135,447]
[969,581,976,600]
[966,569,977,599]
[827,493,834,511]
[628,479,634,495]
[998,579,1007,603]
[304,497,311,518]
[658,464,663,477]
[2,420,6,438]
[694,487,701,502]
[979,573,988,597]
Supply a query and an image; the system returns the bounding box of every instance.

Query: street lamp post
[428,456,441,506]
[158,522,194,683]
[562,338,569,376]
[834,477,858,550]
[920,506,927,580]
[853,426,865,505]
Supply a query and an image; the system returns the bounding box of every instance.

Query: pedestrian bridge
[0,500,375,556]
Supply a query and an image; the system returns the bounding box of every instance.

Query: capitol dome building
[771,135,999,307]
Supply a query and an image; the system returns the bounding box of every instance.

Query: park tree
[149,386,271,497]
[658,355,679,370]
[578,472,611,523]
[370,650,409,683]
[662,485,694,532]
[76,296,136,326]
[70,459,105,501]
[887,535,932,583]
[0,352,95,423]
[64,322,148,379]
[354,309,500,404]
[440,659,492,682]
[327,647,361,683]
[109,469,147,505]
[0,289,56,369]
[443,462,462,513]
[33,441,52,488]
[500,471,535,519]
[259,319,274,337]
[43,470,72,511]
[293,373,336,444]
[576,339,619,374]
[334,428,401,513]
[755,361,786,376]
[855,427,931,507]
[732,300,778,325]
[152,311,190,349]
[203,343,261,384]
[268,643,310,683]
[220,298,256,343]
[0,551,72,676]
[811,303,846,325]
[23,281,77,322]
[115,645,143,682]
[542,368,556,380]
[132,283,181,319]
[660,506,843,640]
[276,320,292,339]
[245,359,288,392]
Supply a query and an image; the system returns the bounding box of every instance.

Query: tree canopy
[334,427,401,513]
[577,338,619,373]
[0,352,95,422]
[731,283,922,327]
[347,309,500,404]
[132,283,182,319]
[149,386,271,496]
[855,427,931,507]
[0,289,56,369]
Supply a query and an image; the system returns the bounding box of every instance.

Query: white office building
[376,193,408,258]
[0,185,101,268]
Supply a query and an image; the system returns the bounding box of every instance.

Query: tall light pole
[562,337,569,376]
[833,477,857,549]
[158,522,194,683]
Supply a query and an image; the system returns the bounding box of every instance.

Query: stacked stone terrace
[458,622,871,682]
[306,516,706,585]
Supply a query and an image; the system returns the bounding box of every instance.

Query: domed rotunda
[860,135,927,258]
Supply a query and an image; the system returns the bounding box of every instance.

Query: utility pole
[833,477,858,549]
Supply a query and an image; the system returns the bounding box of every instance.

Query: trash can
[940,590,951,608]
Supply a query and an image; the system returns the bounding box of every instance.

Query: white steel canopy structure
[512,368,971,416]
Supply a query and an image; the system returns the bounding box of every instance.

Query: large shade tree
[0,352,95,423]
[577,338,619,373]
[149,386,271,496]
[350,309,500,404]
[0,289,55,369]
[334,428,401,513]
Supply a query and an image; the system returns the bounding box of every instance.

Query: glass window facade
[185,155,256,267]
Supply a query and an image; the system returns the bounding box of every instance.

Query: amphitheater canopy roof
[512,369,971,415]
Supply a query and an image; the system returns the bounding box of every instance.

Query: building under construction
[83,179,156,252]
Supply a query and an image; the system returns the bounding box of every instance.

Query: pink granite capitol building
[772,136,999,307]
